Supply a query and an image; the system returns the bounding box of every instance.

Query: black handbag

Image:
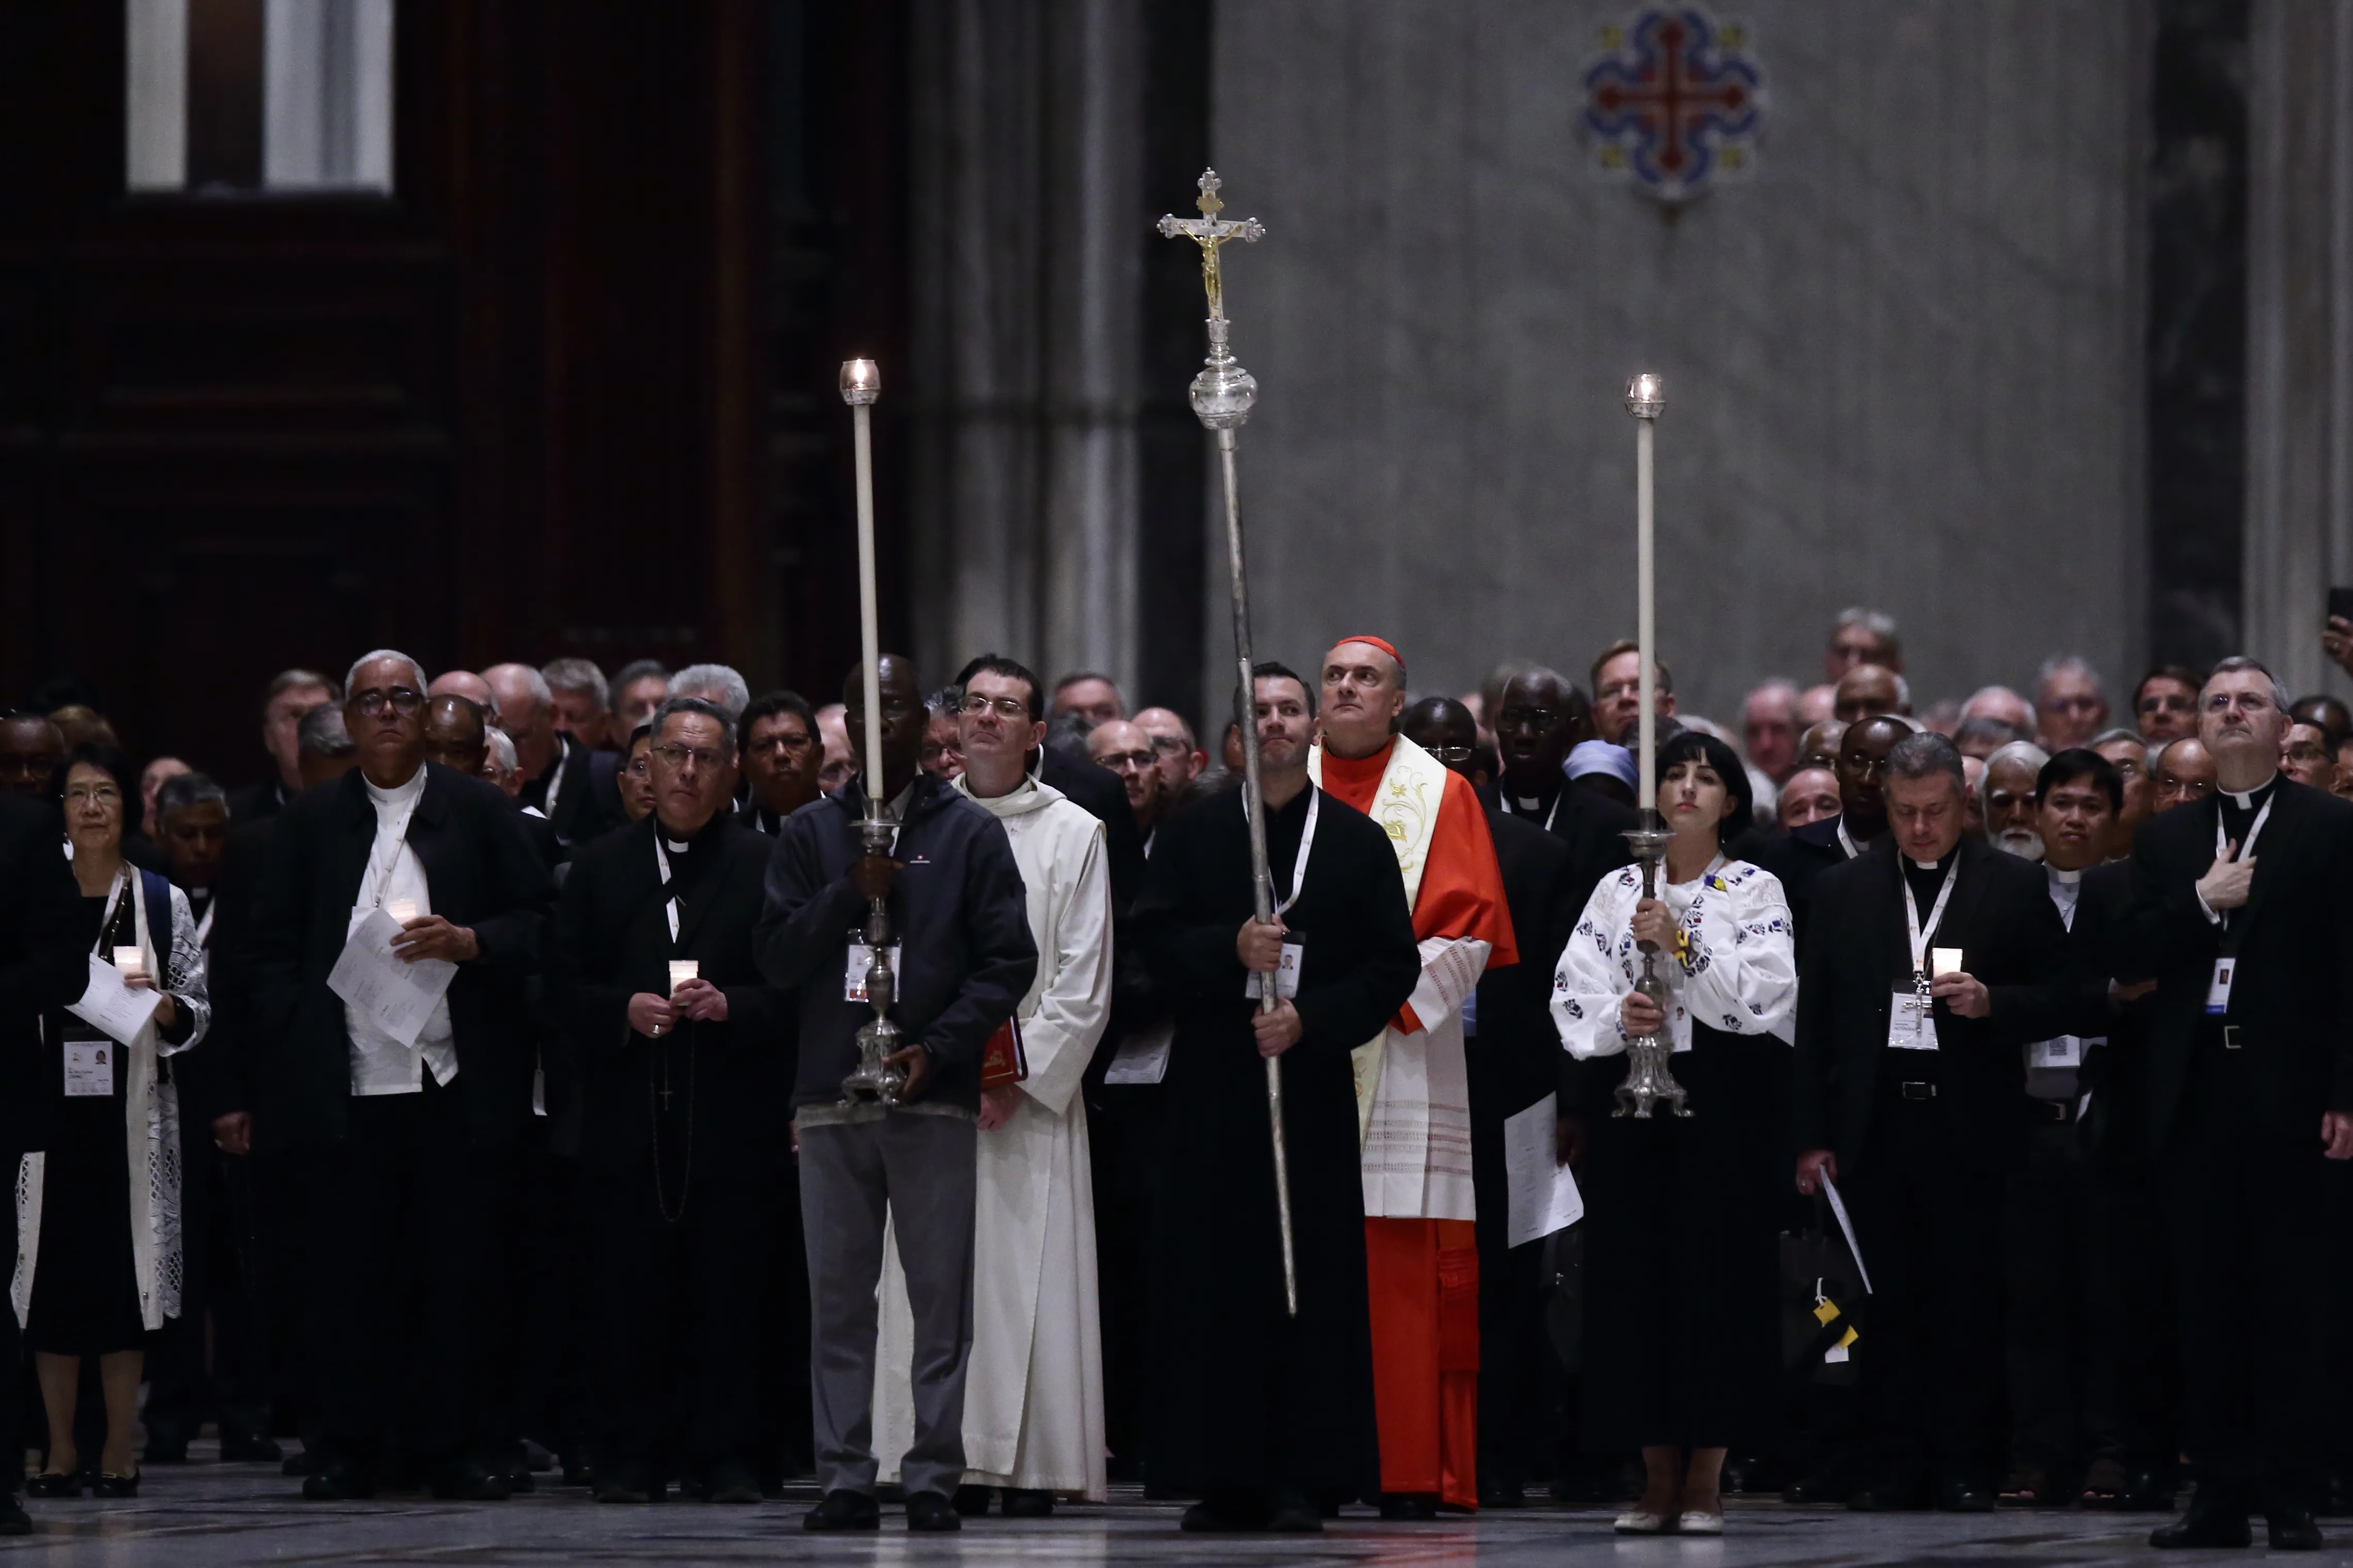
[1779,1195,1868,1387]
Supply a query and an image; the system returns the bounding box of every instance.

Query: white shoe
[1613,1510,1672,1534]
[1677,1510,1724,1534]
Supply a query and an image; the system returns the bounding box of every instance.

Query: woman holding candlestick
[21,745,209,1498]
[1551,730,1796,1536]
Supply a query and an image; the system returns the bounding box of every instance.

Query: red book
[980,1015,1028,1088]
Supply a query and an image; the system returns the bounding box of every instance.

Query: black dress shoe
[92,1472,139,1499]
[300,1463,375,1501]
[2268,1507,2325,1551]
[1937,1475,1995,1513]
[2151,1490,2252,1549]
[594,1462,657,1505]
[1380,1492,1440,1520]
[952,1483,992,1515]
[1000,1488,1054,1517]
[702,1462,760,1505]
[25,1472,83,1499]
[220,1431,283,1464]
[0,1496,28,1534]
[1848,1475,1930,1512]
[1267,1487,1323,1532]
[906,1490,962,1531]
[802,1489,880,1531]
[429,1460,512,1502]
[1181,1495,1267,1531]
[281,1448,315,1477]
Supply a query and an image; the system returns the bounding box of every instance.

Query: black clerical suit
[0,796,92,1505]
[1493,777,1638,920]
[1134,783,1421,1507]
[247,763,554,1489]
[524,734,614,849]
[1467,806,1578,1496]
[550,812,791,1489]
[1753,813,1861,956]
[2121,774,2353,1508]
[1790,835,2073,1492]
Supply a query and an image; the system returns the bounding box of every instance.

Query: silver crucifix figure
[1157,169,1298,1316]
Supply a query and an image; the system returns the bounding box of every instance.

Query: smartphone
[2331,586,2353,626]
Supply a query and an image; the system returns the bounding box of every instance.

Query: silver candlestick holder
[839,815,908,1107]
[1614,813,1692,1118]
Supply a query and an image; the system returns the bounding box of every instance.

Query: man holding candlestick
[1310,636,1517,1517]
[548,696,792,1505]
[755,654,1036,1533]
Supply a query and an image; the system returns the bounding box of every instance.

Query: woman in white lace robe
[18,749,208,1497]
[1550,731,1794,1537]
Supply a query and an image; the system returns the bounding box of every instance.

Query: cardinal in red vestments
[1310,636,1516,1515]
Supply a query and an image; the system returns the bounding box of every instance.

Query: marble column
[2243,0,2353,698]
[907,0,1145,698]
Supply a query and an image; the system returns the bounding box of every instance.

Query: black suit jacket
[0,796,88,1153]
[548,814,793,1171]
[226,779,287,824]
[2066,859,2156,1164]
[247,763,557,1150]
[1489,779,1639,921]
[2120,777,2353,1153]
[1791,835,2075,1177]
[192,813,281,1125]
[1039,747,1146,916]
[528,735,614,848]
[1474,807,1579,1116]
[1748,815,1853,960]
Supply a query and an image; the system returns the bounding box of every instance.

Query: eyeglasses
[958,695,1031,721]
[64,783,122,804]
[1147,734,1190,756]
[1426,745,1476,764]
[1096,749,1156,772]
[353,688,422,717]
[652,743,728,771]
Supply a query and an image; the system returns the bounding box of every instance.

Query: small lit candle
[386,900,419,925]
[1931,947,1965,978]
[112,946,144,978]
[668,960,700,996]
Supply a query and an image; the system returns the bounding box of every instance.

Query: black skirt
[25,1053,144,1357]
[1575,1024,1788,1451]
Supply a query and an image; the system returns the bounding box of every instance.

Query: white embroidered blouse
[1550,855,1798,1057]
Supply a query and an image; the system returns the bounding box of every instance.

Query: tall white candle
[1625,372,1664,814]
[1636,416,1656,813]
[842,359,886,813]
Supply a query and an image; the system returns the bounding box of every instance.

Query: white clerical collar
[1514,796,1539,812]
[364,767,426,807]
[2224,773,2278,808]
[663,836,690,853]
[2047,864,2084,885]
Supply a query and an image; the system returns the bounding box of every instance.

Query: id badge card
[2205,958,2234,1016]
[844,942,902,1003]
[1887,990,1938,1051]
[2031,1035,2083,1070]
[1244,940,1303,1001]
[65,1040,115,1097]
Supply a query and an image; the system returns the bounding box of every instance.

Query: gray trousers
[798,1111,977,1498]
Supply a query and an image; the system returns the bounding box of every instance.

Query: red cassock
[1317,743,1516,1510]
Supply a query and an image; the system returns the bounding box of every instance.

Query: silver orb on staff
[836,357,907,1108]
[1615,371,1691,1119]
[1156,170,1299,1315]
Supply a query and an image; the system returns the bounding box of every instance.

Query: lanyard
[1903,859,1959,977]
[544,739,567,826]
[191,894,216,950]
[1837,819,1864,860]
[2215,792,2274,863]
[90,868,129,958]
[654,836,683,942]
[1250,787,1320,917]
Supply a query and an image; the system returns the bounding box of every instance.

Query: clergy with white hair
[874,654,1112,1514]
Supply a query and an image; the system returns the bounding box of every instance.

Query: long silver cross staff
[1157,170,1296,1316]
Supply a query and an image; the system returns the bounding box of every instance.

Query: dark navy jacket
[756,774,1036,1113]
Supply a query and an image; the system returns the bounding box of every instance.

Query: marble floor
[0,1451,2310,1567]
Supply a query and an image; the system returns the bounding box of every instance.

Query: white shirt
[1552,856,1799,1056]
[347,767,457,1095]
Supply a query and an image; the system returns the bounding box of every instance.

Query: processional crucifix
[1156,171,1300,1316]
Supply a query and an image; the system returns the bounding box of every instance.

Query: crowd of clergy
[0,605,2350,1549]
